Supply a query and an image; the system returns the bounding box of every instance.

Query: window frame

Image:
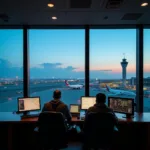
[0,24,147,112]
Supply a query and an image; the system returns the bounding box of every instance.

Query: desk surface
[0,112,150,123]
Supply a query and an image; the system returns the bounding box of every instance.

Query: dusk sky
[0,29,150,79]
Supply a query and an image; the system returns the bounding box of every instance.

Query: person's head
[53,90,61,100]
[96,93,106,104]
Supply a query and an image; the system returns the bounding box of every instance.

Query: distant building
[130,77,136,86]
[130,77,150,86]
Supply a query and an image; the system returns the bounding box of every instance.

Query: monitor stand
[21,111,39,119]
[122,114,134,119]
[21,111,30,117]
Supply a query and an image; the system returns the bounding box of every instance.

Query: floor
[61,142,105,150]
[61,142,82,150]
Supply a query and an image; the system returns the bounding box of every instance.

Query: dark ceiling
[0,0,150,25]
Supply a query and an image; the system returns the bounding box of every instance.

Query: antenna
[123,53,126,59]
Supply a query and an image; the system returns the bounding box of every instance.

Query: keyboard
[21,114,39,119]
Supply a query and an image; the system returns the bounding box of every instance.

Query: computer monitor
[108,97,134,118]
[81,96,96,110]
[70,104,80,114]
[18,97,41,113]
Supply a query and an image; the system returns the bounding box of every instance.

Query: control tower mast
[121,54,128,86]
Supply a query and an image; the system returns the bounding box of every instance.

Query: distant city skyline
[0,29,150,79]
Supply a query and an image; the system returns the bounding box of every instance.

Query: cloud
[39,63,62,69]
[30,63,78,78]
[0,59,80,78]
[0,59,12,68]
[0,58,23,78]
[0,58,149,79]
[65,66,76,71]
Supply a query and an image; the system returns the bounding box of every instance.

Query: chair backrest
[39,111,67,132]
[38,111,67,148]
[84,112,116,148]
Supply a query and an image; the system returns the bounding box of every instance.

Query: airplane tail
[105,84,111,92]
[65,80,69,86]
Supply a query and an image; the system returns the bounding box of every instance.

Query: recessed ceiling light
[48,3,54,8]
[52,16,57,20]
[141,2,148,6]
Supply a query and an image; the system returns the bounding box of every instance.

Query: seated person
[42,90,72,124]
[82,93,118,149]
[85,93,118,125]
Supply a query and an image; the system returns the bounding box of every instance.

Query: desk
[0,112,150,123]
[0,112,150,150]
[72,113,150,123]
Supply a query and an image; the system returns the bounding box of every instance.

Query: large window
[144,29,150,112]
[90,29,136,104]
[0,28,147,112]
[0,29,23,112]
[29,29,85,109]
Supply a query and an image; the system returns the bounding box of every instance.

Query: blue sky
[0,29,150,79]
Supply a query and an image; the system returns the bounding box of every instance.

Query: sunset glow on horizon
[0,29,150,79]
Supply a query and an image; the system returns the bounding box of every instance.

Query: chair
[83,112,117,150]
[38,111,68,150]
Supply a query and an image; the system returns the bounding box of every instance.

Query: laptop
[70,104,80,117]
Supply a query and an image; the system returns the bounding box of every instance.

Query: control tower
[121,55,128,86]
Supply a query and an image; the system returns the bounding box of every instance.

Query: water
[0,83,150,112]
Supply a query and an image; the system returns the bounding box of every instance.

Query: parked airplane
[65,80,83,89]
[90,84,107,92]
[106,85,136,96]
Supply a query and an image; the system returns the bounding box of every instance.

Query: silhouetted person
[85,93,118,124]
[42,90,72,123]
[82,93,118,150]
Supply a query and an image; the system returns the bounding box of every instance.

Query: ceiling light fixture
[48,3,54,7]
[52,16,57,20]
[141,2,148,6]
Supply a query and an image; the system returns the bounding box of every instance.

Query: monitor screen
[18,97,41,112]
[70,104,80,113]
[108,97,134,115]
[81,97,96,110]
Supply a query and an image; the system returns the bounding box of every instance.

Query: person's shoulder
[58,101,69,111]
[87,106,95,112]
[107,107,114,112]
[59,101,67,107]
[106,107,116,115]
[44,100,52,106]
[88,106,95,109]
